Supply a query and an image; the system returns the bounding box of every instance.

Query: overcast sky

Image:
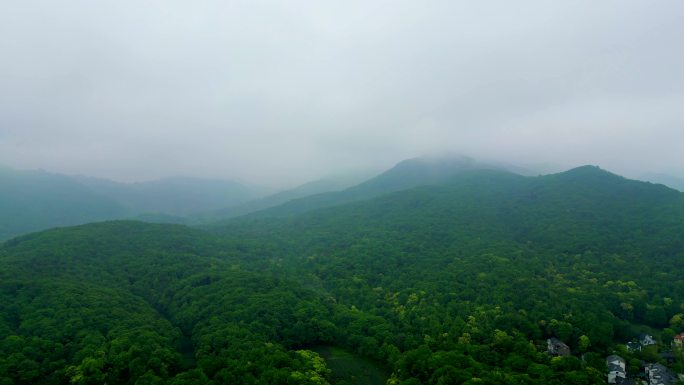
[1,1,683,187]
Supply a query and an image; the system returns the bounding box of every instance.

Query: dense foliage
[2,167,684,384]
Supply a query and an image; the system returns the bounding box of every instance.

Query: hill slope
[220,166,684,258]
[2,166,684,384]
[243,156,502,219]
[0,221,337,384]
[190,172,373,223]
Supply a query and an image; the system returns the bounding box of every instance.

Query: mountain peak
[555,165,620,180]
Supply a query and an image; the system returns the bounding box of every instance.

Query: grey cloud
[1,0,683,187]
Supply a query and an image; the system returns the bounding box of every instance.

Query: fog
[1,1,683,188]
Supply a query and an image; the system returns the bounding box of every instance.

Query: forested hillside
[0,157,501,240]
[241,156,499,219]
[0,222,339,384]
[2,167,684,384]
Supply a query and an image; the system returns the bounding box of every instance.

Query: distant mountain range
[0,164,382,240]
[2,158,684,241]
[73,175,270,217]
[0,156,496,240]
[0,168,268,240]
[0,168,126,241]
[188,171,375,224]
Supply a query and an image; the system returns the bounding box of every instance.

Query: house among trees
[673,333,684,349]
[627,341,642,352]
[547,338,570,356]
[645,363,678,385]
[606,355,626,384]
[640,333,657,348]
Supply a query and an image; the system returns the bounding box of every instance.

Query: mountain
[189,171,376,223]
[0,168,126,241]
[239,155,503,219]
[0,167,271,240]
[2,165,684,384]
[74,175,270,217]
[216,165,684,258]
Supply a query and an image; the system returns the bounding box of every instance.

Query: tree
[578,335,590,353]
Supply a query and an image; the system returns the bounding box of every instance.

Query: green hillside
[241,156,500,219]
[2,166,684,384]
[216,166,684,259]
[0,222,337,385]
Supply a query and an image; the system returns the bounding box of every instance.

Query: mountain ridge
[3,163,684,384]
[237,156,505,220]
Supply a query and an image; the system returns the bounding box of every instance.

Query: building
[640,333,657,347]
[645,363,678,385]
[673,333,684,348]
[547,338,570,356]
[607,355,626,384]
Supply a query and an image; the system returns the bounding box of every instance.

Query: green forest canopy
[2,167,684,384]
